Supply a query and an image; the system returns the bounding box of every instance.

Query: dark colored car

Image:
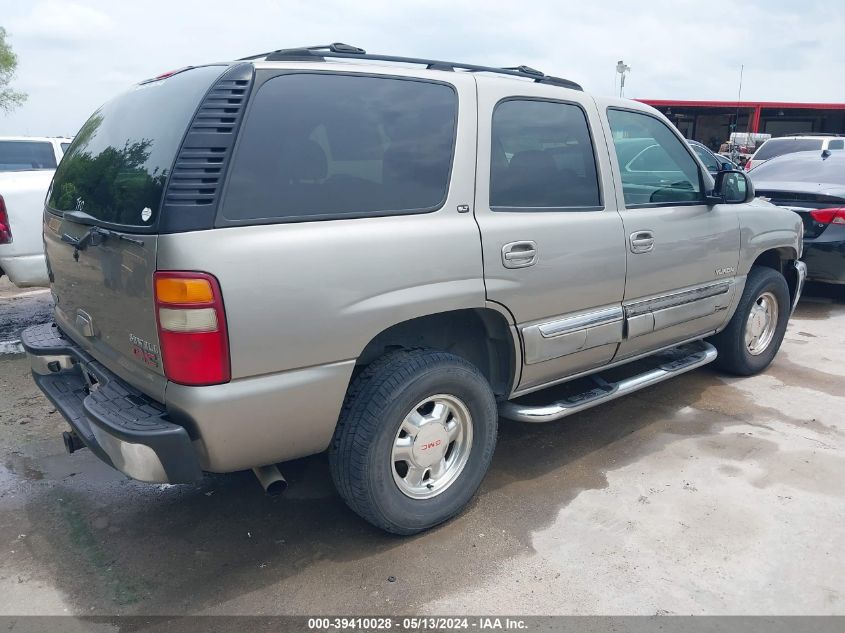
[751,150,845,285]
[687,140,736,175]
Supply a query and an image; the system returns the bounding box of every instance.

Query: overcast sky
[1,0,843,136]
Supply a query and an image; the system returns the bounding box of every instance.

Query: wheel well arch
[355,308,518,397]
[750,247,800,306]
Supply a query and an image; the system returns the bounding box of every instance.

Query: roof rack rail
[239,43,583,91]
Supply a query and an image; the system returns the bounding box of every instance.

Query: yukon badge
[715,266,736,276]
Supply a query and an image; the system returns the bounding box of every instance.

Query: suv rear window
[47,65,224,227]
[220,73,458,223]
[0,141,56,171]
[754,138,823,161]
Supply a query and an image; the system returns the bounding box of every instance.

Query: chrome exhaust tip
[252,464,288,496]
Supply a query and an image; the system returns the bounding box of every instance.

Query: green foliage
[0,26,27,113]
[49,112,167,224]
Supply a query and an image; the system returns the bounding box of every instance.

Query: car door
[600,105,741,359]
[474,80,626,393]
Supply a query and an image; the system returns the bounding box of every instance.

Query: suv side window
[828,139,844,150]
[220,73,458,224]
[490,99,601,209]
[607,109,704,207]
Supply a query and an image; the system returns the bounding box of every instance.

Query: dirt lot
[0,277,843,616]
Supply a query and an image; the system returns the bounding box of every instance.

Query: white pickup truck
[0,136,72,287]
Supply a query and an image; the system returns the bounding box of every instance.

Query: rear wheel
[329,349,498,535]
[710,266,790,375]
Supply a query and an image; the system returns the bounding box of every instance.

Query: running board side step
[500,341,717,423]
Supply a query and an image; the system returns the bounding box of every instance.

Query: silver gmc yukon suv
[23,44,806,534]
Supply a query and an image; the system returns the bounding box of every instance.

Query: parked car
[751,150,845,286]
[0,136,72,287]
[688,140,736,175]
[746,134,844,171]
[23,44,805,535]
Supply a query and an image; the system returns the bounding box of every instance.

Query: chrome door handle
[502,241,538,268]
[630,231,655,254]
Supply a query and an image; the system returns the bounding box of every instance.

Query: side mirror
[708,169,754,205]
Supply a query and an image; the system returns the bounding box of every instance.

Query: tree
[0,27,26,113]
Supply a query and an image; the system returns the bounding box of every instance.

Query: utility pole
[735,64,744,131]
[616,60,631,97]
[728,64,744,163]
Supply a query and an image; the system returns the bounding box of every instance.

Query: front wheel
[710,266,791,375]
[329,349,498,535]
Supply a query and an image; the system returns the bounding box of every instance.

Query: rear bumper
[22,323,202,483]
[802,238,845,284]
[0,253,48,287]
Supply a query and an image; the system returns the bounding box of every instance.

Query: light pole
[616,60,631,97]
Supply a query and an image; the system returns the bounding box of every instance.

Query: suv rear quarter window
[219,73,458,224]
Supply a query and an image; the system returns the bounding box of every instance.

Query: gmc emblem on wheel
[420,440,442,451]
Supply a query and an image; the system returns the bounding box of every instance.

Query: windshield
[47,65,224,227]
[751,154,845,186]
[0,141,57,171]
[754,138,823,161]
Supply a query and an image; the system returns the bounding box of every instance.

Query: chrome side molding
[624,282,732,318]
[538,306,623,338]
[522,305,624,365]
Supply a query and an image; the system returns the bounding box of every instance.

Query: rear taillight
[809,208,845,225]
[154,271,230,386]
[0,195,11,244]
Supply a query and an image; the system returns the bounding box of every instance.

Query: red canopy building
[637,100,845,150]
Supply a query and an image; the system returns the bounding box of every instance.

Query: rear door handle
[630,230,655,254]
[502,241,538,268]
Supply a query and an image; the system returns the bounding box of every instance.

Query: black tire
[710,266,791,375]
[329,349,498,535]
